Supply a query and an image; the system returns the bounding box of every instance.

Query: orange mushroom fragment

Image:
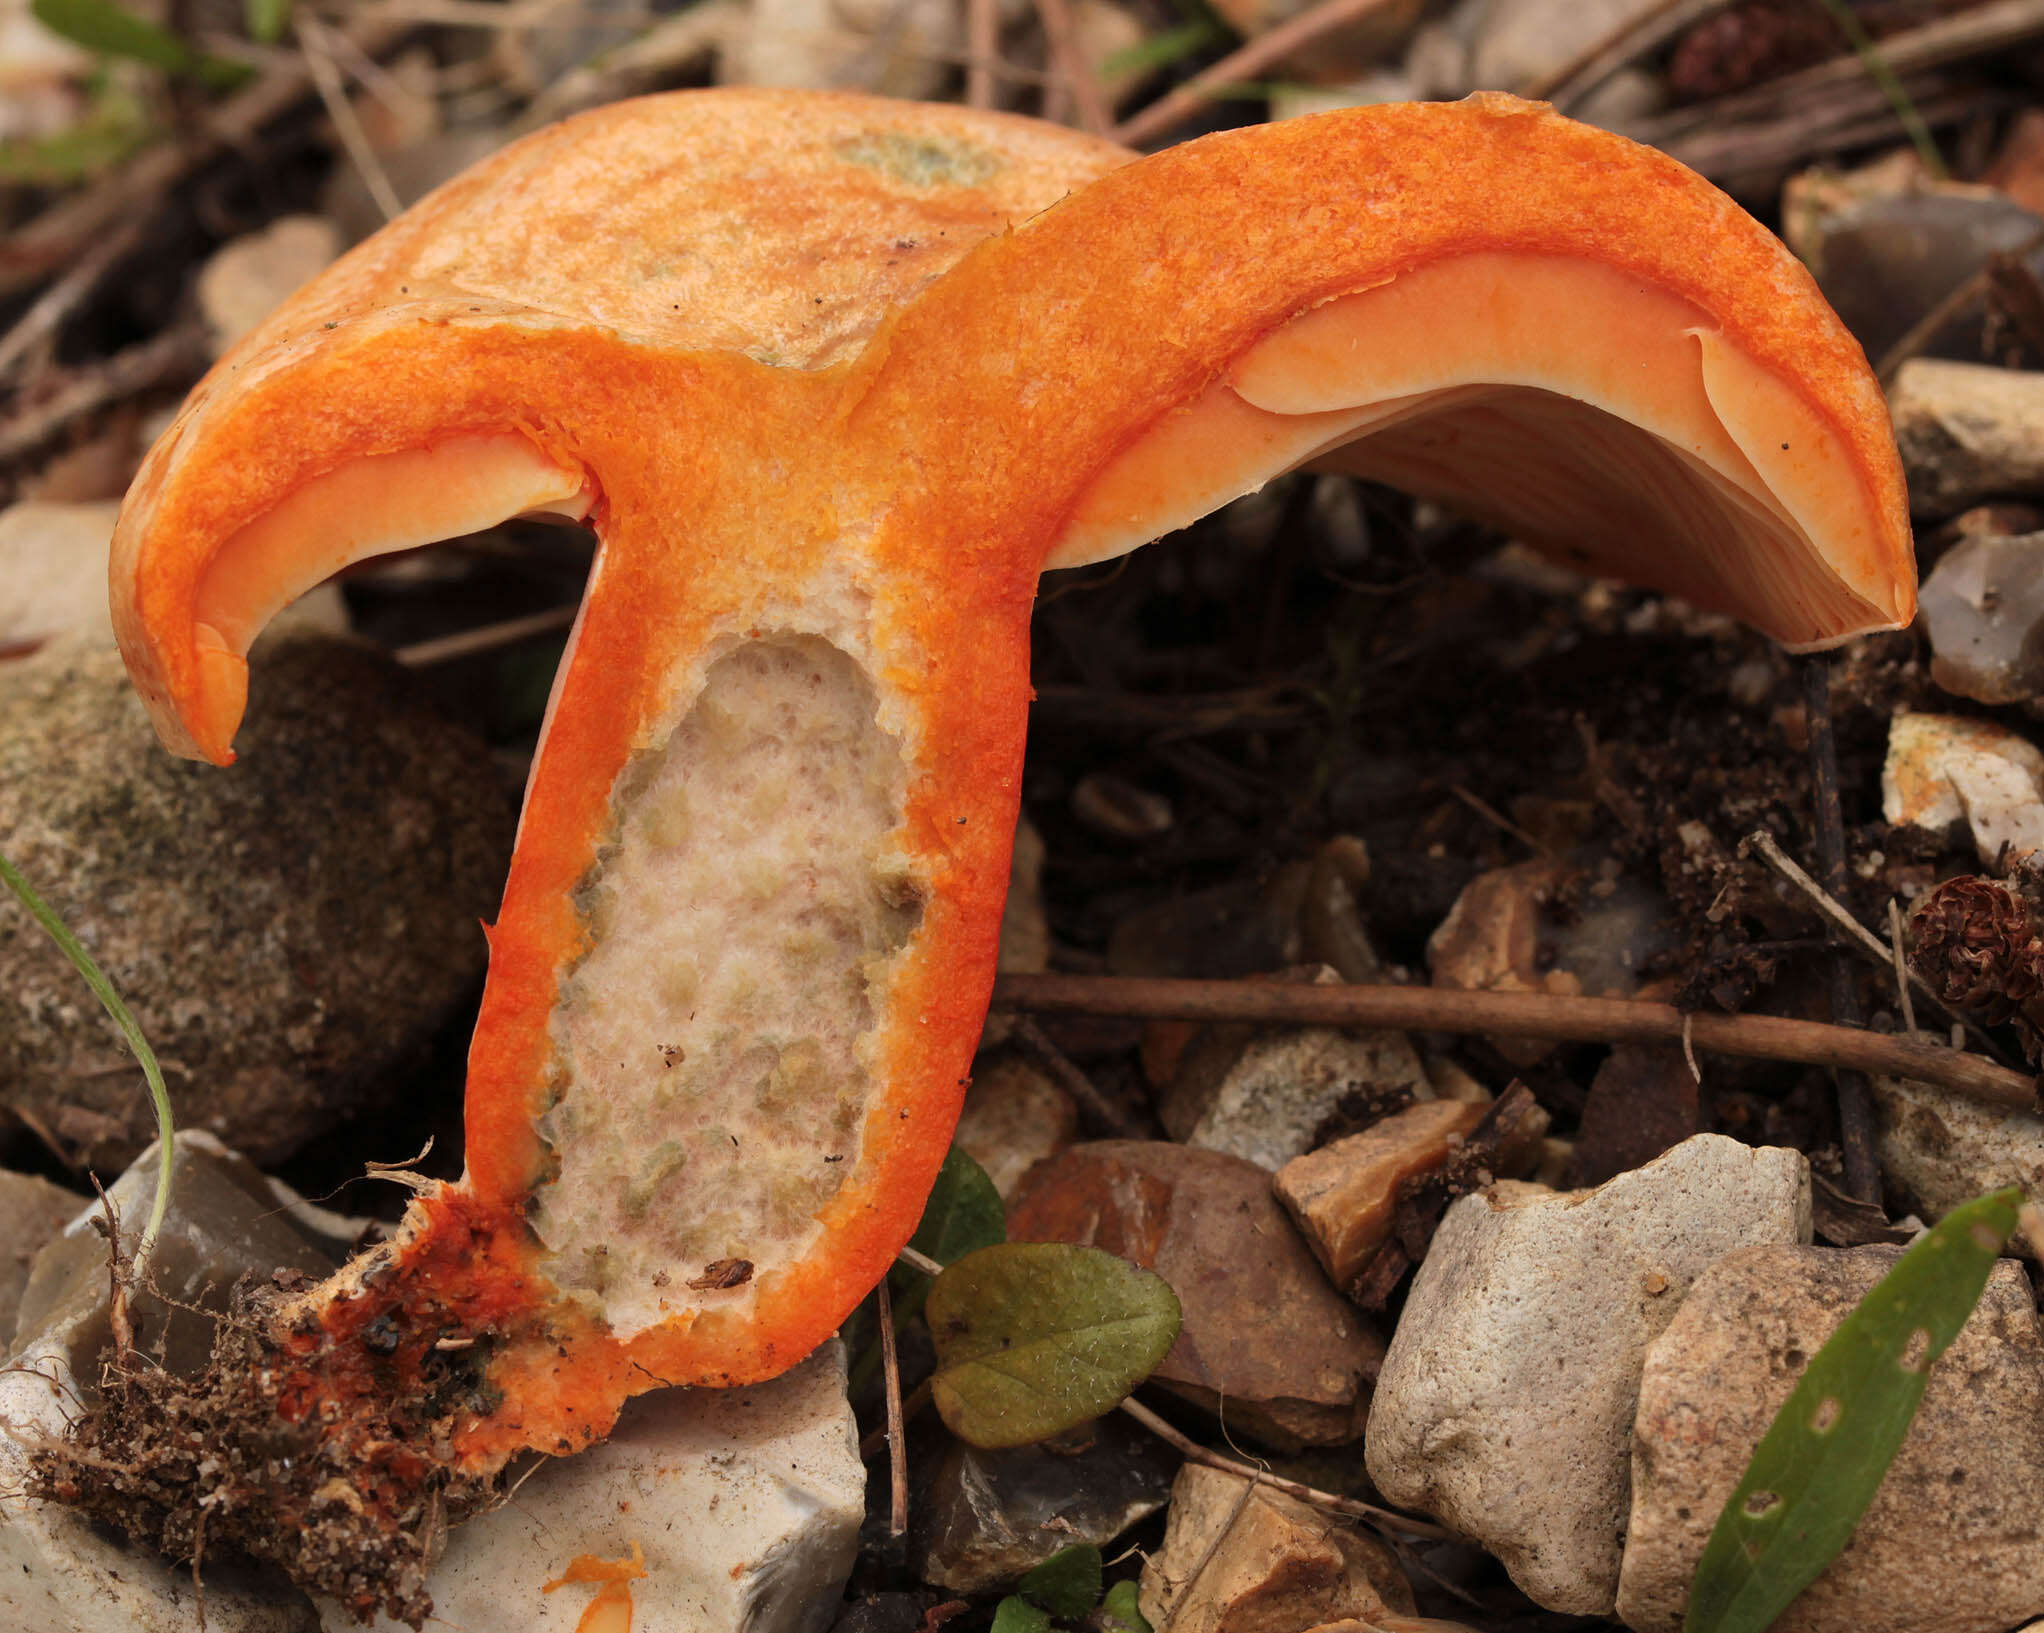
[109,85,1913,1533]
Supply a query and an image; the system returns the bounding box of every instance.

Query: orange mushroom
[110,86,1912,1516]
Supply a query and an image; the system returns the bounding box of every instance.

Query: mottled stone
[1365,1135,1811,1616]
[1137,1463,1414,1633]
[1872,1073,2044,1256]
[1620,1245,2044,1633]
[0,634,514,1168]
[1274,1098,1488,1287]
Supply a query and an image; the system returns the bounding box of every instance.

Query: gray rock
[1364,1134,1811,1616]
[1872,1074,2044,1254]
[1918,533,2044,703]
[0,634,514,1169]
[1619,1245,2044,1633]
[0,1169,82,1354]
[0,1130,360,1633]
[330,1342,865,1633]
[912,1414,1176,1593]
[1891,359,2044,518]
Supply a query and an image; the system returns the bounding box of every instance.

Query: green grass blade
[1684,1185,2023,1633]
[31,0,250,88]
[1811,0,1946,180]
[0,851,175,1273]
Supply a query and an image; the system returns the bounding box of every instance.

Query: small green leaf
[911,1143,1006,1265]
[31,0,250,88]
[893,1143,1005,1319]
[926,1242,1181,1449]
[1684,1185,2024,1633]
[849,1143,1006,1396]
[989,1597,1050,1633]
[243,0,290,45]
[1101,1580,1151,1633]
[1019,1543,1102,1617]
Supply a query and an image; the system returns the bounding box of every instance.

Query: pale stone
[1891,358,2044,517]
[0,500,121,647]
[1882,712,2044,862]
[730,0,956,99]
[1137,1464,1415,1633]
[953,1053,1077,1199]
[1872,1074,2044,1255]
[1273,1098,1488,1287]
[1364,1135,1811,1617]
[198,217,341,357]
[1619,1245,2044,1633]
[1468,0,1668,92]
[327,1343,865,1633]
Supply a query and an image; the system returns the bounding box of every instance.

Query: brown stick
[0,219,146,382]
[991,972,2041,1111]
[966,0,999,107]
[1118,1397,1455,1540]
[1033,0,1114,135]
[1011,1013,1142,1137]
[1802,656,1878,1200]
[1110,0,1407,149]
[1630,0,2044,151]
[877,1273,908,1538]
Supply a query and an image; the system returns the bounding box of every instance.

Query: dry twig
[1110,0,1409,148]
[1118,1397,1455,1540]
[0,15,411,303]
[876,1273,908,1538]
[1033,0,1113,135]
[299,14,404,223]
[0,324,208,467]
[966,0,999,107]
[1010,1014,1142,1137]
[1801,658,1878,1200]
[992,971,2040,1109]
[1740,828,2008,1060]
[1531,0,1736,108]
[0,220,146,384]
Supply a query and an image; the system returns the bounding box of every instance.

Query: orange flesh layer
[105,91,1917,1472]
[1054,252,1898,644]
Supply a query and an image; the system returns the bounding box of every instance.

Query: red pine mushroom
[107,86,1912,1542]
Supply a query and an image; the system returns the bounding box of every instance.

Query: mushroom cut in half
[108,85,1912,1601]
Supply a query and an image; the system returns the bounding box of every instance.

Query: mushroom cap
[112,90,1132,761]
